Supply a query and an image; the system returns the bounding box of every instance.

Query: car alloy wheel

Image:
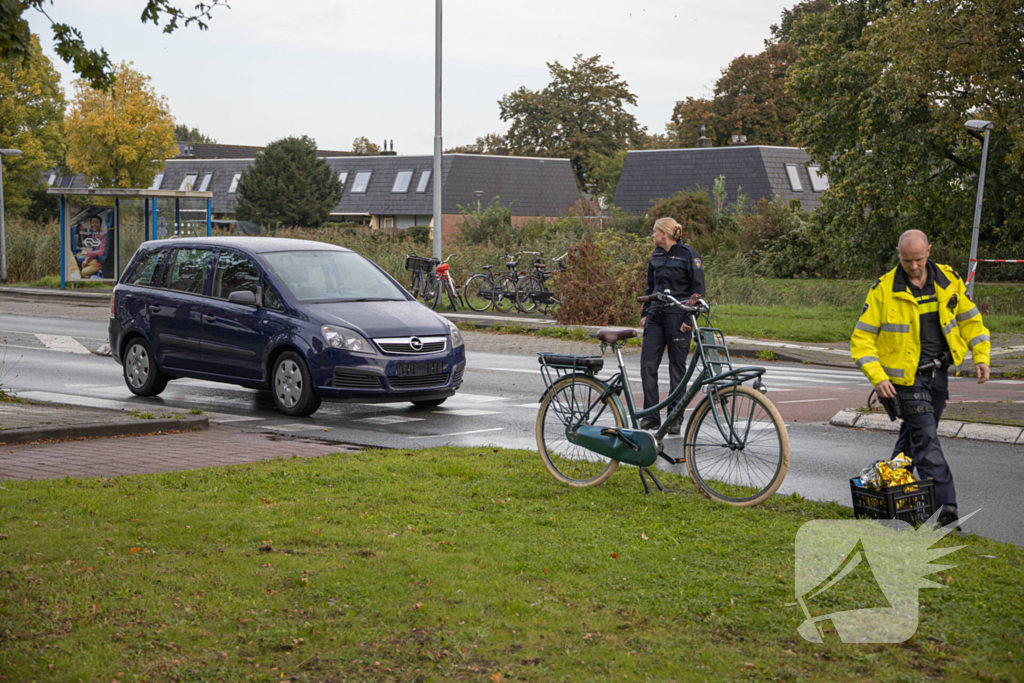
[275,358,303,409]
[125,342,150,389]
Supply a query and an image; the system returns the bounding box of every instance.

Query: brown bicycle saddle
[594,328,638,343]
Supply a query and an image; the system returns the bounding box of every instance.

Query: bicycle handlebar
[636,291,710,313]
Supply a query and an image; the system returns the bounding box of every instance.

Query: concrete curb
[0,286,111,304]
[829,409,1023,446]
[0,414,209,445]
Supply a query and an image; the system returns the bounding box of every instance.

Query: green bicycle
[535,292,790,506]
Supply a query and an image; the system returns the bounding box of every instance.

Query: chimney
[695,124,713,148]
[728,134,748,145]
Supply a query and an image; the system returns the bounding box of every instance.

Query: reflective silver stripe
[967,334,990,350]
[880,323,910,333]
[855,356,880,368]
[855,321,880,334]
[882,366,905,378]
[942,320,957,335]
[956,306,980,323]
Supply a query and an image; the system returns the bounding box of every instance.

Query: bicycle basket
[405,255,436,272]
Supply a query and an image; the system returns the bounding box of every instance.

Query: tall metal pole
[0,157,6,284]
[966,127,990,299]
[431,0,443,261]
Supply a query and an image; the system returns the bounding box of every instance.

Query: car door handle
[148,305,162,313]
[202,314,217,324]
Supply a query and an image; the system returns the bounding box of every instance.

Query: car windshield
[262,250,407,303]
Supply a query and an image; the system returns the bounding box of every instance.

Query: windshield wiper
[342,297,405,302]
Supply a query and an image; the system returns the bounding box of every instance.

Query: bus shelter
[47,188,213,289]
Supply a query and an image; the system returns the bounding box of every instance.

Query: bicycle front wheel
[492,275,518,313]
[422,276,440,309]
[684,385,789,506]
[516,275,544,314]
[444,278,462,311]
[537,374,623,486]
[409,270,423,299]
[464,274,493,312]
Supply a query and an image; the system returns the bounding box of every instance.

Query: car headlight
[447,319,464,348]
[321,325,375,355]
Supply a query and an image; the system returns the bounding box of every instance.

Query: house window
[198,173,213,192]
[416,171,431,193]
[807,166,829,192]
[228,173,241,194]
[151,172,164,190]
[179,173,198,191]
[785,164,803,192]
[351,171,372,194]
[338,171,348,187]
[392,170,413,193]
[384,217,394,229]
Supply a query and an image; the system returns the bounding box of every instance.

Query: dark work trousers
[891,367,957,508]
[640,308,691,426]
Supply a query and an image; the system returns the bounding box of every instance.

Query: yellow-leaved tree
[65,62,177,188]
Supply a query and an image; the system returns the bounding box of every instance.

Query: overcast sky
[28,0,796,154]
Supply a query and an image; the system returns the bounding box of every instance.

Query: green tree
[445,133,507,155]
[174,123,215,143]
[352,136,381,155]
[65,61,177,188]
[499,54,646,190]
[235,136,342,228]
[1,1,225,90]
[788,0,1024,273]
[0,33,65,216]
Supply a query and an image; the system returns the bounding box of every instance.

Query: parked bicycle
[515,252,567,314]
[405,253,440,306]
[433,254,464,312]
[535,291,789,506]
[490,251,535,314]
[463,252,521,312]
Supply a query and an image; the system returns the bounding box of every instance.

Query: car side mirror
[227,290,257,306]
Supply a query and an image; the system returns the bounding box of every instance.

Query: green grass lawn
[1,448,1021,682]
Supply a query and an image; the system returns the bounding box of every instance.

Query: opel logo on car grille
[409,337,424,351]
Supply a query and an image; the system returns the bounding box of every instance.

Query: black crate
[849,477,936,525]
[405,255,437,272]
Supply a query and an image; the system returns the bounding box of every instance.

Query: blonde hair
[653,217,684,242]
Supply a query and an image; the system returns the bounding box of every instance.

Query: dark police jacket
[641,242,706,317]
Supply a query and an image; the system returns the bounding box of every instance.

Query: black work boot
[639,415,661,431]
[937,505,961,531]
[667,420,682,435]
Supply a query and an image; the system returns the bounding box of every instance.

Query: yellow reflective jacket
[851,262,991,387]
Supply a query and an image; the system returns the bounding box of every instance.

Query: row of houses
[46,143,828,230]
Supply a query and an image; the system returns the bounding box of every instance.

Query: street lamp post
[0,148,25,284]
[432,0,443,261]
[964,119,993,299]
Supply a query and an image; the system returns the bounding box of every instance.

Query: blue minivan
[109,237,465,416]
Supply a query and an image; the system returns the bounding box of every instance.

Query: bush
[454,198,514,247]
[406,225,431,245]
[553,232,649,327]
[2,218,60,283]
[643,190,715,238]
[738,197,832,278]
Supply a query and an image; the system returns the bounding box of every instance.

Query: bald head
[897,229,932,283]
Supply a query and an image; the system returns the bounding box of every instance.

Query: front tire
[537,374,622,486]
[492,275,518,313]
[411,398,447,409]
[516,275,544,314]
[684,385,789,506]
[463,274,492,312]
[271,351,322,417]
[122,337,169,397]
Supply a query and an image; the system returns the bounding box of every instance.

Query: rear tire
[536,374,622,486]
[411,398,447,409]
[444,278,462,311]
[122,337,169,397]
[516,275,544,314]
[271,351,322,417]
[492,275,517,313]
[464,274,493,312]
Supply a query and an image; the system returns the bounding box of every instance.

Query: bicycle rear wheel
[409,270,423,299]
[536,374,622,486]
[444,277,462,311]
[492,275,518,313]
[516,275,544,313]
[421,275,440,309]
[684,385,789,506]
[463,274,493,312]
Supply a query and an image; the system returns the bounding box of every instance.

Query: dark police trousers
[640,308,690,426]
[891,365,957,508]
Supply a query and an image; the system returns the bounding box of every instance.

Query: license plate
[397,361,443,377]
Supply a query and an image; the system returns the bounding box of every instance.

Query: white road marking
[432,409,500,417]
[407,427,505,440]
[445,392,508,403]
[357,415,426,424]
[262,423,323,431]
[515,403,542,409]
[33,334,91,354]
[778,398,839,404]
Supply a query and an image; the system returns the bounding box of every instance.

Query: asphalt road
[2,312,1022,547]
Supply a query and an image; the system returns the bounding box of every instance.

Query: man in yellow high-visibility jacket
[851,230,991,529]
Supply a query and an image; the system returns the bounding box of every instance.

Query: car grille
[452,362,465,384]
[375,336,446,355]
[389,373,450,389]
[333,369,383,389]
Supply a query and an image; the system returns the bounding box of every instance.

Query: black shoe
[937,505,960,530]
[639,416,661,431]
[667,421,682,435]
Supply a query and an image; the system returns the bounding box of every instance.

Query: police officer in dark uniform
[639,217,706,433]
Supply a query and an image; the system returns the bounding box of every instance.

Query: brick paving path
[0,426,358,481]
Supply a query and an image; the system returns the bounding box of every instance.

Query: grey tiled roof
[154,154,580,217]
[173,142,353,159]
[613,146,825,214]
